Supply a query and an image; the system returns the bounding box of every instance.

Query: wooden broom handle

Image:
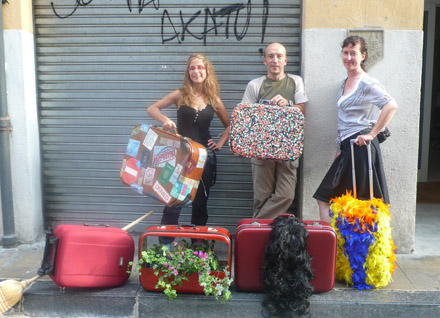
[121,210,154,231]
[21,275,42,288]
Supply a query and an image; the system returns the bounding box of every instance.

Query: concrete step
[4,281,440,318]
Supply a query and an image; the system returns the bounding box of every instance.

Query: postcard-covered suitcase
[38,225,135,289]
[139,225,231,294]
[234,217,336,293]
[230,103,305,161]
[121,124,207,207]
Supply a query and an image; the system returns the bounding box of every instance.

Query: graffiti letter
[179,10,203,42]
[215,4,243,40]
[234,0,251,41]
[201,8,223,46]
[51,0,93,19]
[136,0,161,13]
[162,10,181,44]
[261,0,269,43]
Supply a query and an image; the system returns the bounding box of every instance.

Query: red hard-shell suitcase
[234,218,336,293]
[139,225,231,293]
[39,225,134,289]
[121,124,207,207]
[230,103,305,161]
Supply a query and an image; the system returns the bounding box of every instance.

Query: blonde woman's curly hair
[179,53,221,111]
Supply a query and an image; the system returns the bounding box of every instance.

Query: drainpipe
[0,2,17,246]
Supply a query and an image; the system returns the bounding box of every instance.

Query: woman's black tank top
[177,104,214,147]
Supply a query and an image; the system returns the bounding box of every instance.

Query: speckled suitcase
[230,103,305,161]
[121,124,207,207]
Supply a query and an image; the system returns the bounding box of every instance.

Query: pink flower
[198,251,208,259]
[163,262,169,267]
[173,269,178,276]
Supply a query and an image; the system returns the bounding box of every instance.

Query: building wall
[0,0,43,242]
[301,0,424,253]
[1,0,426,253]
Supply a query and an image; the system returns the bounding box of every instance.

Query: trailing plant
[133,239,232,303]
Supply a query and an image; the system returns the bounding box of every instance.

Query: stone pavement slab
[3,281,440,318]
[2,203,440,317]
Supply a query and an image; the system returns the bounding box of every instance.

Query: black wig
[261,216,314,317]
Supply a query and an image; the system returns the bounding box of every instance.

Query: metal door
[34,0,303,232]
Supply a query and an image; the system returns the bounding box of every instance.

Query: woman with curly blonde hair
[179,53,222,111]
[147,53,230,236]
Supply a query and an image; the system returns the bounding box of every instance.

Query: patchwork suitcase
[139,225,231,294]
[38,224,135,289]
[121,124,207,207]
[234,217,337,293]
[230,103,305,161]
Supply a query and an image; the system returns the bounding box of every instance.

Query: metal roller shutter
[34,0,303,233]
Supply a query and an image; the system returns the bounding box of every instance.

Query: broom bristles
[0,275,41,314]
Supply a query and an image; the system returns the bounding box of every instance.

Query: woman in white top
[313,35,398,223]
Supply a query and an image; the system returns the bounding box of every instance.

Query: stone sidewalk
[1,203,439,317]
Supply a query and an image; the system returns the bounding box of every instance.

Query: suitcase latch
[119,257,124,267]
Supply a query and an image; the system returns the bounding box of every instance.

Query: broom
[0,210,154,314]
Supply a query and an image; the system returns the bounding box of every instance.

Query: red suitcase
[234,218,336,293]
[38,225,135,289]
[121,124,207,207]
[139,225,231,294]
[230,103,305,161]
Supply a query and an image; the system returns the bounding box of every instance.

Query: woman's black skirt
[313,131,390,204]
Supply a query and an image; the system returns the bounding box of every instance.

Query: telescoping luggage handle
[350,139,373,200]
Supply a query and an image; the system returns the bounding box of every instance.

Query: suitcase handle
[177,224,197,230]
[38,230,59,276]
[83,223,110,227]
[154,125,180,136]
[350,139,373,200]
[170,127,180,136]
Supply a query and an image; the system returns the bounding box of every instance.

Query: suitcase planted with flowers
[121,124,207,207]
[139,225,231,295]
[234,217,337,293]
[230,103,305,161]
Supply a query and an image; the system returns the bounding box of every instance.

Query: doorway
[418,5,440,203]
[427,7,440,182]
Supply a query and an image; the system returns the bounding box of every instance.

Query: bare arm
[208,97,231,151]
[355,100,398,146]
[294,102,305,115]
[146,89,181,130]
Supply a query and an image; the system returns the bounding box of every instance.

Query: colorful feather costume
[329,191,396,290]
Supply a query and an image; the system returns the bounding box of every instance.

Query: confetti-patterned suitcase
[120,124,207,207]
[230,103,305,161]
